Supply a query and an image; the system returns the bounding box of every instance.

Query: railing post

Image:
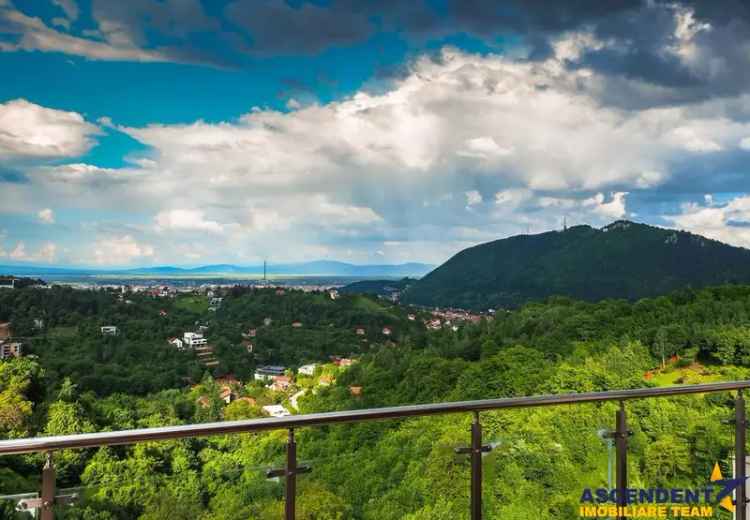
[40,451,55,520]
[267,428,311,520]
[615,402,628,520]
[737,391,747,520]
[471,412,482,520]
[456,412,492,520]
[286,428,297,520]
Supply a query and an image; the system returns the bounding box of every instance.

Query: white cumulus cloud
[0,99,99,160]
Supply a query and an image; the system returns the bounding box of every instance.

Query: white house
[254,365,286,381]
[0,341,22,359]
[262,404,291,418]
[183,332,207,348]
[298,363,317,376]
[0,279,15,289]
[101,326,119,336]
[168,337,184,350]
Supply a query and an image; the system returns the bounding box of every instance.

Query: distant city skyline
[2,1,750,266]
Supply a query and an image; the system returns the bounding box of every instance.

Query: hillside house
[0,279,15,289]
[292,321,303,328]
[101,326,119,336]
[275,289,286,296]
[220,387,236,404]
[242,328,257,338]
[183,332,207,348]
[168,337,184,350]
[254,365,286,382]
[262,404,291,418]
[355,327,366,336]
[329,289,339,300]
[382,327,392,336]
[34,319,44,329]
[349,385,363,396]
[242,340,254,353]
[159,310,168,317]
[298,363,317,376]
[318,375,334,386]
[0,341,23,359]
[216,375,240,387]
[332,357,353,367]
[263,317,273,326]
[268,375,292,392]
[407,314,416,321]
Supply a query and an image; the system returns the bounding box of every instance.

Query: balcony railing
[1,380,749,520]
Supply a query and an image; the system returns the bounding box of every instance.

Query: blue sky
[1,0,750,267]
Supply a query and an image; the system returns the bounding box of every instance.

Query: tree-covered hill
[3,285,750,518]
[402,220,750,310]
[338,277,416,297]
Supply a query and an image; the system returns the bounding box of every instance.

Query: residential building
[242,340,254,353]
[168,337,184,350]
[33,319,44,329]
[298,363,317,376]
[349,385,363,396]
[0,279,15,289]
[407,314,416,321]
[183,332,207,348]
[262,404,291,418]
[209,297,223,306]
[101,326,119,336]
[242,328,257,338]
[220,387,236,404]
[333,357,353,367]
[382,327,392,336]
[254,365,286,382]
[355,327,366,336]
[291,321,303,328]
[263,317,272,326]
[0,341,23,359]
[0,322,11,340]
[268,375,292,392]
[216,375,240,388]
[329,289,339,300]
[318,375,334,386]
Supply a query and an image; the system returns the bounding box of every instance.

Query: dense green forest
[403,220,750,310]
[2,284,750,518]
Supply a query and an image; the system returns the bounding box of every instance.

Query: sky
[1,1,750,267]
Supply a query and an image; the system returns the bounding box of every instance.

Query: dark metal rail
[1,380,749,520]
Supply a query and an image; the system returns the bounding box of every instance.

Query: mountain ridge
[401,220,750,309]
[0,260,435,278]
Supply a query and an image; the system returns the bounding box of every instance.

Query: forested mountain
[403,220,750,310]
[339,277,416,297]
[2,284,750,518]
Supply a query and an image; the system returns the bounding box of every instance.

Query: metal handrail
[1,380,748,455]
[3,380,749,520]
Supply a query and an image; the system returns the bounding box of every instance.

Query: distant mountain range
[401,220,750,310]
[0,260,434,278]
